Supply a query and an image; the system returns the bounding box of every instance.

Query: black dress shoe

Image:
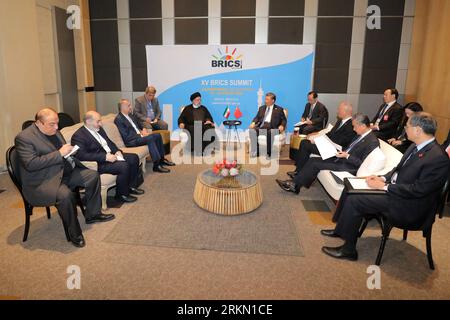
[275,179,300,194]
[129,187,145,195]
[320,229,340,238]
[86,213,116,224]
[321,245,358,261]
[161,158,176,166]
[287,171,297,179]
[69,234,86,248]
[153,165,170,173]
[115,194,137,203]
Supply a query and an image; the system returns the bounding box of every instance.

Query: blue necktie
[147,101,155,120]
[345,135,363,152]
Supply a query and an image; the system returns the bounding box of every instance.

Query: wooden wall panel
[405,0,450,143]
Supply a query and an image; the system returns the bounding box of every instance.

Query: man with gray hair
[71,111,144,203]
[287,101,356,179]
[114,99,174,173]
[277,113,379,194]
[322,112,450,261]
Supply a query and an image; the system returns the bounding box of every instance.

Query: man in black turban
[178,92,216,155]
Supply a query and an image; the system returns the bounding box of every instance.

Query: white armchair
[317,139,403,201]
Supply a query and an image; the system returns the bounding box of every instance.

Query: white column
[255,0,269,44]
[162,0,174,45]
[208,0,221,44]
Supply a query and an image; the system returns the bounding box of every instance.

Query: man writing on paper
[321,113,450,261]
[14,108,115,248]
[276,114,379,195]
[287,102,356,179]
[71,111,144,203]
[296,91,328,135]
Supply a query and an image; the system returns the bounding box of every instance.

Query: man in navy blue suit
[114,99,174,173]
[72,111,144,203]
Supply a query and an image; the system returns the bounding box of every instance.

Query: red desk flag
[234,106,243,119]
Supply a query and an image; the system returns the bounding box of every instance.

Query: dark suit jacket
[114,112,144,147]
[71,126,120,164]
[326,118,356,150]
[14,124,85,206]
[442,130,450,150]
[372,102,403,140]
[252,104,287,129]
[383,141,450,228]
[339,131,380,169]
[301,101,328,130]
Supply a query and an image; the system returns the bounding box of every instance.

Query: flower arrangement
[212,159,242,177]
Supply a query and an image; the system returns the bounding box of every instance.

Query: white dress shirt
[385,137,436,190]
[85,126,111,153]
[375,100,397,126]
[263,104,274,123]
[123,113,142,136]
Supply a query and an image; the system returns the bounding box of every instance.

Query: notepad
[347,178,374,190]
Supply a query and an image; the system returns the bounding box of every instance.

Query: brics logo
[211,46,243,69]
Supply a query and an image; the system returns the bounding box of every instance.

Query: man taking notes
[322,112,449,261]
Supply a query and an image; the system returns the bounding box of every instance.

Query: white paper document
[294,120,307,127]
[314,135,342,160]
[64,145,79,159]
[347,178,373,190]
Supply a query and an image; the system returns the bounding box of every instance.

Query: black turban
[190,92,201,102]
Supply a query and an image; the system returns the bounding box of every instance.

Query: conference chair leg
[23,212,31,242]
[358,219,369,238]
[425,230,435,270]
[402,230,408,241]
[46,207,51,219]
[375,226,392,266]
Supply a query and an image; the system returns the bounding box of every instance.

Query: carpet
[104,163,304,257]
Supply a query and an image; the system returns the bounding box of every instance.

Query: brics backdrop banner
[146,44,314,135]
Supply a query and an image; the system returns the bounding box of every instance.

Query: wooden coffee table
[193,169,263,215]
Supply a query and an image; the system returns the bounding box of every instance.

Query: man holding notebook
[276,114,379,195]
[287,101,356,179]
[322,113,449,261]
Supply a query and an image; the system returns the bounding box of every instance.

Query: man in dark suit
[322,112,450,261]
[178,92,217,155]
[442,129,450,158]
[114,99,174,173]
[370,88,403,141]
[134,86,168,130]
[14,108,115,248]
[71,111,145,203]
[387,102,423,153]
[297,91,328,134]
[287,101,356,179]
[249,92,287,158]
[276,114,379,195]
